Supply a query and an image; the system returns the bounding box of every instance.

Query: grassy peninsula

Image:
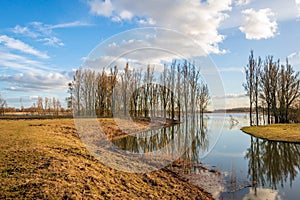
[241,124,300,143]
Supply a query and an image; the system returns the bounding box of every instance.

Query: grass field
[0,118,211,199]
[241,124,300,143]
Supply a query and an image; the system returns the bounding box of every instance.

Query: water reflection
[112,114,300,199]
[246,137,300,190]
[112,117,209,163]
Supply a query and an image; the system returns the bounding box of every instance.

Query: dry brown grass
[0,119,211,199]
[98,117,179,140]
[241,124,300,143]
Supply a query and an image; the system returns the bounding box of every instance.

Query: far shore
[241,124,300,143]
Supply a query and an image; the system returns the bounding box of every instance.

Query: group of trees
[68,60,210,121]
[244,51,300,125]
[31,96,64,116]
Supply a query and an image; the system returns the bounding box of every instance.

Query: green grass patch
[241,124,300,143]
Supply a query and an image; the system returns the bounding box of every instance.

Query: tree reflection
[246,137,300,190]
[112,116,209,164]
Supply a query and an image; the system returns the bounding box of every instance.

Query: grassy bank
[0,119,211,199]
[241,124,300,143]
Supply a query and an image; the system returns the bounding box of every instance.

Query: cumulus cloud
[86,0,232,54]
[0,35,49,58]
[89,0,113,17]
[82,28,212,74]
[0,72,70,92]
[239,8,278,40]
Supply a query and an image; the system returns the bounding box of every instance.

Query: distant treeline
[244,51,300,125]
[0,95,70,117]
[67,60,210,121]
[213,107,250,113]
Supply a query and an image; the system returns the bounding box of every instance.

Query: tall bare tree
[243,51,256,126]
[281,59,300,123]
[0,94,6,116]
[120,63,131,116]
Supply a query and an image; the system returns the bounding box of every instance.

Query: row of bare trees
[244,51,300,125]
[0,95,66,116]
[68,60,210,120]
[32,96,63,116]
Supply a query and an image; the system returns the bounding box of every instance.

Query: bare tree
[182,61,190,121]
[197,84,210,116]
[281,59,300,123]
[0,94,6,116]
[130,69,141,117]
[110,66,118,117]
[176,62,181,121]
[160,64,169,119]
[66,82,73,111]
[189,62,201,118]
[37,96,43,115]
[73,69,83,116]
[120,63,131,116]
[260,56,273,124]
[243,51,256,126]
[254,57,261,125]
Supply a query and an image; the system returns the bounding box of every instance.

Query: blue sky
[0,0,300,109]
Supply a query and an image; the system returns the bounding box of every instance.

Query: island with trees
[241,51,300,142]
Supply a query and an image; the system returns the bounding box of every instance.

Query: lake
[113,113,300,199]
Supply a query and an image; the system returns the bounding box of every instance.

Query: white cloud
[243,188,282,200]
[87,0,233,54]
[0,35,49,59]
[82,28,213,74]
[119,10,133,20]
[88,0,113,17]
[296,0,300,17]
[234,0,251,6]
[221,0,299,30]
[212,93,248,109]
[38,37,64,47]
[12,25,38,38]
[49,21,93,29]
[0,50,55,73]
[239,8,278,40]
[137,18,156,25]
[11,21,93,47]
[0,72,70,92]
[287,51,300,72]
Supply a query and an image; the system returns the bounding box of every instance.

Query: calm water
[113,113,300,199]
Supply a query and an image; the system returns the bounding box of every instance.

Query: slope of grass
[0,119,212,199]
[241,124,300,143]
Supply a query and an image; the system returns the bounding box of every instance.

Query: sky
[0,0,300,110]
